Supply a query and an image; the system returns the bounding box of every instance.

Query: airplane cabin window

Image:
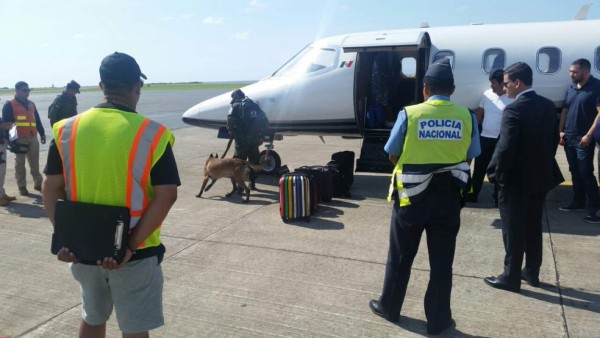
[536,47,561,74]
[273,45,338,77]
[596,46,600,72]
[401,57,416,77]
[433,51,455,68]
[482,48,505,74]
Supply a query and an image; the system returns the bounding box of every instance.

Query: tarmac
[1,123,599,337]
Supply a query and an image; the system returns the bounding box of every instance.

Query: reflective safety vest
[388,100,472,206]
[53,107,175,250]
[10,98,37,137]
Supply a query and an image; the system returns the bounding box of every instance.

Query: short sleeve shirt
[564,76,600,136]
[478,89,514,139]
[43,103,180,186]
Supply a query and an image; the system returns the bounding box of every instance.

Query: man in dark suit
[484,62,564,292]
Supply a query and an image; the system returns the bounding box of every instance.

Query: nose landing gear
[259,142,281,175]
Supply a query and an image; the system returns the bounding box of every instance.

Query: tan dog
[196,153,263,203]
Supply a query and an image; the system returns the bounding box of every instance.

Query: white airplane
[182,13,600,174]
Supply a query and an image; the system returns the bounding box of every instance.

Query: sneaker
[583,215,600,224]
[3,194,16,201]
[559,202,586,212]
[19,188,29,196]
[34,185,41,192]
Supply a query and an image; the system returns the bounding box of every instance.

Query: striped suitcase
[279,172,318,222]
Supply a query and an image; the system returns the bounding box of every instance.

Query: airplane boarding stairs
[356,129,394,173]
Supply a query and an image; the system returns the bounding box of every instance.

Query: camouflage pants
[234,143,261,183]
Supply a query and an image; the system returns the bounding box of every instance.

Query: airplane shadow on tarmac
[3,194,47,219]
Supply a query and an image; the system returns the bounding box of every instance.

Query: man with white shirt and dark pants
[465,69,514,205]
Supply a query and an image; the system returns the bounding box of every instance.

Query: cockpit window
[273,45,338,77]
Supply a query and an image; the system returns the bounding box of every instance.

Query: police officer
[49,80,80,126]
[368,59,480,335]
[227,89,269,189]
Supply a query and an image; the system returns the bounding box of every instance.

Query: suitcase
[328,151,355,197]
[275,165,290,178]
[279,173,318,222]
[294,165,334,202]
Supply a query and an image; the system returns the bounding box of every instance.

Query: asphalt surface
[0,89,599,337]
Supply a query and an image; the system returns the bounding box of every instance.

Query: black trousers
[470,136,499,200]
[564,139,599,215]
[379,175,461,331]
[498,184,547,282]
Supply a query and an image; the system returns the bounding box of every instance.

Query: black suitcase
[328,151,355,198]
[294,165,334,202]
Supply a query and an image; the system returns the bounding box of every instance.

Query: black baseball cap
[66,80,81,93]
[231,89,245,99]
[15,81,29,90]
[99,52,147,86]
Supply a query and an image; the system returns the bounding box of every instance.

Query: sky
[0,0,597,88]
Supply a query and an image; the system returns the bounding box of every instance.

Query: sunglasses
[19,88,31,92]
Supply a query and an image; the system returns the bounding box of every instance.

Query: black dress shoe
[483,275,520,293]
[521,270,540,287]
[427,318,456,335]
[369,299,399,323]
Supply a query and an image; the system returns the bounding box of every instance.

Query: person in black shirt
[43,52,180,337]
[48,80,80,126]
[558,58,600,223]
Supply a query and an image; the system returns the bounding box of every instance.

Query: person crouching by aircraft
[227,89,269,190]
[465,69,514,205]
[369,58,480,335]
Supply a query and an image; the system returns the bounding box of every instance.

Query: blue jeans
[564,138,599,215]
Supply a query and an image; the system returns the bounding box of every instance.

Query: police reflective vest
[388,100,472,206]
[10,98,37,137]
[53,107,175,250]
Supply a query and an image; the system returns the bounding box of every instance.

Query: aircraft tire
[260,150,281,175]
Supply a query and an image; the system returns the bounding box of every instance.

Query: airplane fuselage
[182,20,600,137]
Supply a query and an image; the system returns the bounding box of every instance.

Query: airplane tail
[574,3,592,20]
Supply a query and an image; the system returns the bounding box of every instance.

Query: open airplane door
[342,31,431,173]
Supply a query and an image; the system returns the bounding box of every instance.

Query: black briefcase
[51,200,131,264]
